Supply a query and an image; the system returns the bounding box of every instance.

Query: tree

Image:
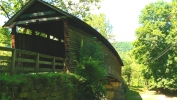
[122,52,144,86]
[0,0,102,20]
[85,13,114,40]
[122,53,132,86]
[45,0,102,19]
[0,26,11,66]
[112,41,133,59]
[0,26,11,47]
[132,1,177,91]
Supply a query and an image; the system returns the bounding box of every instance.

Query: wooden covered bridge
[0,0,124,99]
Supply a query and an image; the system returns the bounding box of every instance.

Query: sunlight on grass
[125,86,144,100]
[130,86,146,93]
[125,86,177,100]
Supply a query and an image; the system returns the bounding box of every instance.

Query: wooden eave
[3,0,72,28]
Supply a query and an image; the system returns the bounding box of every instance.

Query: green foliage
[0,0,101,20]
[0,73,78,100]
[112,41,144,86]
[0,26,11,47]
[45,0,102,19]
[114,42,133,53]
[75,38,107,100]
[113,41,133,59]
[133,1,177,92]
[85,13,114,40]
[0,37,108,99]
[125,86,145,100]
[122,52,144,87]
[0,26,11,66]
[1,93,10,100]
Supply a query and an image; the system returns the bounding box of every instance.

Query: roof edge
[3,0,36,27]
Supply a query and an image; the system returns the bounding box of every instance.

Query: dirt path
[140,90,177,100]
[125,86,177,100]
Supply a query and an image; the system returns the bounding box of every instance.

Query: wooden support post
[47,34,50,39]
[11,26,17,48]
[35,54,39,73]
[52,57,56,72]
[120,66,122,76]
[32,30,35,36]
[32,30,36,52]
[63,20,70,73]
[11,49,16,75]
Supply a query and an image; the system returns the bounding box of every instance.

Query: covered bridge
[3,0,123,85]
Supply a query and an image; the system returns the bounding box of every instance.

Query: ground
[125,86,177,100]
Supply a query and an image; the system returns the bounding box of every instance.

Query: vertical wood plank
[32,30,35,53]
[32,30,35,36]
[11,26,17,48]
[11,49,16,75]
[12,35,15,48]
[63,20,70,73]
[47,34,50,39]
[35,53,39,73]
[11,26,17,75]
[52,57,56,72]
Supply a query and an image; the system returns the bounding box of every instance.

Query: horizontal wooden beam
[16,67,34,72]
[16,49,36,55]
[39,54,64,61]
[15,67,63,72]
[39,61,52,65]
[0,46,13,51]
[20,11,56,19]
[16,58,35,63]
[55,62,63,66]
[39,68,63,72]
[0,56,11,60]
[0,66,10,72]
[16,16,68,25]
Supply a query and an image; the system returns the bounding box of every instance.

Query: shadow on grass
[130,86,144,93]
[125,88,143,100]
[154,89,177,97]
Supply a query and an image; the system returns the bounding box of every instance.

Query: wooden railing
[0,46,65,75]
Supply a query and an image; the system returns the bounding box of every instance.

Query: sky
[0,0,172,42]
[97,0,172,41]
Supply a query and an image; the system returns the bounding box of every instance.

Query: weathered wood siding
[101,44,122,80]
[68,26,90,72]
[15,33,64,58]
[68,26,122,80]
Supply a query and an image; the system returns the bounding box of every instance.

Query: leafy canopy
[132,1,177,91]
[85,13,113,39]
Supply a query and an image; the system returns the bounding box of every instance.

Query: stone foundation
[0,85,77,100]
[106,81,125,100]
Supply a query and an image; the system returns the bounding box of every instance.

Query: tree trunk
[146,79,148,88]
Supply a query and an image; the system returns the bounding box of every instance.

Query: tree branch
[19,0,24,6]
[0,4,10,19]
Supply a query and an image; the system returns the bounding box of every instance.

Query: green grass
[130,86,146,93]
[125,86,145,100]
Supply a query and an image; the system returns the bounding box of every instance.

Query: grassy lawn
[125,86,145,100]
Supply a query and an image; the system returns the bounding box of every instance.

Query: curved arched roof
[3,0,123,66]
